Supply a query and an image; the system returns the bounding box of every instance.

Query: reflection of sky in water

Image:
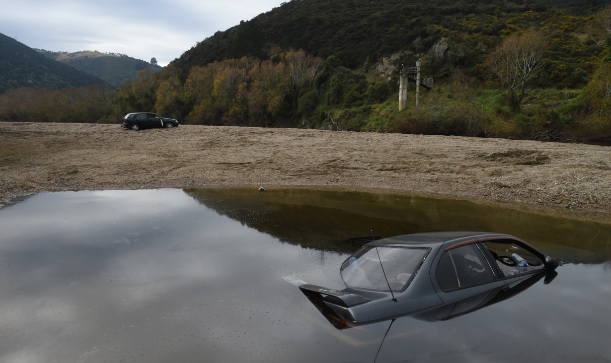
[0,189,610,362]
[379,263,611,362]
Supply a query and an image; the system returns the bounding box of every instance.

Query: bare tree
[595,6,611,36]
[486,30,548,112]
[283,49,323,109]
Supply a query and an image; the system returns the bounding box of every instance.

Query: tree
[184,65,221,124]
[486,30,548,112]
[595,6,611,37]
[155,76,183,119]
[282,50,323,110]
[246,60,287,126]
[117,69,158,111]
[151,57,158,66]
[566,36,611,141]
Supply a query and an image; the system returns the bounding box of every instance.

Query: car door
[142,113,152,128]
[135,113,148,128]
[432,242,506,306]
[148,113,163,128]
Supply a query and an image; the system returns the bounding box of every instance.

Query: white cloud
[0,0,286,66]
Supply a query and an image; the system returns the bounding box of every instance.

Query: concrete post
[415,59,421,107]
[399,64,408,111]
[399,76,408,111]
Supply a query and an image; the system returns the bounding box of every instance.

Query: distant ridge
[37,50,162,87]
[0,33,106,93]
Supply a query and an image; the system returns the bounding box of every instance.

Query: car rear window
[341,246,429,292]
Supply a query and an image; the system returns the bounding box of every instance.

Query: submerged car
[299,232,559,329]
[122,112,179,131]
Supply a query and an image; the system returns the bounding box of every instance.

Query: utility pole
[399,64,408,111]
[415,59,421,107]
[400,59,431,110]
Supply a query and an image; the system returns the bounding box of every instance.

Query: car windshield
[340,246,429,292]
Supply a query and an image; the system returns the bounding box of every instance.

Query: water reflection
[0,188,609,362]
[186,187,611,261]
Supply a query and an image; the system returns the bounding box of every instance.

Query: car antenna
[374,318,396,363]
[375,247,397,302]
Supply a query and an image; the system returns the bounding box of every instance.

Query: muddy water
[0,188,609,362]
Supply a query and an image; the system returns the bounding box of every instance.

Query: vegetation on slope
[1,0,609,143]
[174,0,607,87]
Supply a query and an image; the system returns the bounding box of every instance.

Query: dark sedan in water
[122,112,179,131]
[299,232,559,329]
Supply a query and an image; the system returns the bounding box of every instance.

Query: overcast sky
[1,0,287,66]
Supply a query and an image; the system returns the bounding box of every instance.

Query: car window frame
[435,241,500,293]
[478,238,546,279]
[149,113,163,127]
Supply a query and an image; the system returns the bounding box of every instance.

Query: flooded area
[0,188,610,362]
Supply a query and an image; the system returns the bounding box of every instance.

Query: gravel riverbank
[1,122,609,223]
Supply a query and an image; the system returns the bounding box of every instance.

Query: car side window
[436,244,496,292]
[136,113,147,120]
[483,240,545,277]
[436,252,459,291]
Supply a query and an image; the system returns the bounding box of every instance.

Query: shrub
[487,115,521,138]
[297,89,319,115]
[365,82,392,103]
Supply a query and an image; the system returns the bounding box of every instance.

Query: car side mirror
[544,256,559,270]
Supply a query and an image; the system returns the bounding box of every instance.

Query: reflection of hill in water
[184,187,611,261]
[185,187,426,253]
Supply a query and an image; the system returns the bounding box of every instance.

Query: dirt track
[0,122,609,222]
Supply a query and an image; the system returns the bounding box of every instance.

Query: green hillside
[136,0,606,142]
[37,50,162,87]
[0,33,106,93]
[172,0,609,87]
[1,0,609,142]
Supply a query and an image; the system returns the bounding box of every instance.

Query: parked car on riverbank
[299,232,559,329]
[122,112,179,131]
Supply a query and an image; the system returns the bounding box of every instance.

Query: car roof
[368,231,513,248]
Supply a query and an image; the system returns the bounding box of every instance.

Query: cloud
[0,0,285,66]
[0,189,350,362]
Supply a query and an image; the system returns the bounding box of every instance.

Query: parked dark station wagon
[299,232,559,329]
[122,112,179,131]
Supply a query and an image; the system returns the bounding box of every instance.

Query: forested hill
[37,50,162,87]
[1,0,607,142]
[0,33,106,93]
[171,0,609,81]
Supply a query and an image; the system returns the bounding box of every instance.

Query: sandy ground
[0,122,609,223]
